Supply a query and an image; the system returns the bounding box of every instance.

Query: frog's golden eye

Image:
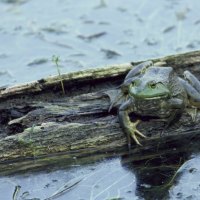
[149,82,157,89]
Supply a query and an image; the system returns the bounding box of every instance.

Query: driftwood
[1,50,200,175]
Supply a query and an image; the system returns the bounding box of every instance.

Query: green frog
[111,61,200,148]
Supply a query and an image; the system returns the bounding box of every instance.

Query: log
[1,50,200,175]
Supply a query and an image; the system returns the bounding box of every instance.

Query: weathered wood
[1,50,200,174]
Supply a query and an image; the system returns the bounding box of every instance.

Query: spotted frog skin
[112,61,200,148]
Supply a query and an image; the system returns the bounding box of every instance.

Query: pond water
[0,158,137,200]
[1,0,200,199]
[1,0,200,87]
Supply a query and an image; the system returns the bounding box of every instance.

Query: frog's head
[128,67,172,100]
[129,79,170,99]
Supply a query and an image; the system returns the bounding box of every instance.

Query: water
[0,158,138,200]
[1,0,200,199]
[1,152,200,200]
[1,0,200,86]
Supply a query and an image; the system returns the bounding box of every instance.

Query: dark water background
[1,0,200,199]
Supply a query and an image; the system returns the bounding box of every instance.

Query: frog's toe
[130,132,142,146]
[135,129,146,138]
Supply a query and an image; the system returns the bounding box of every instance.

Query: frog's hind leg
[179,77,200,108]
[184,71,200,93]
[179,74,200,121]
[125,61,153,80]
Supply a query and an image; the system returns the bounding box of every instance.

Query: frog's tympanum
[111,61,200,148]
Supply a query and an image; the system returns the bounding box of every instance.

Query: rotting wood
[1,50,200,174]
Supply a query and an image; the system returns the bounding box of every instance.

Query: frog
[110,61,200,148]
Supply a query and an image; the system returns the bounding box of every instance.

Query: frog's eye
[131,80,137,87]
[148,82,157,89]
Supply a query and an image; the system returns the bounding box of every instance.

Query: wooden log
[1,50,200,174]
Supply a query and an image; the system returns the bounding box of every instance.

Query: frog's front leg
[118,99,146,148]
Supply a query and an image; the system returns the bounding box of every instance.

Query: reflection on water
[1,149,200,200]
[122,151,188,200]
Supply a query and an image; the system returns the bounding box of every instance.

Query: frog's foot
[108,93,123,112]
[187,107,198,122]
[128,120,146,147]
[104,89,122,112]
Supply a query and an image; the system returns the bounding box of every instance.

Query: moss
[16,125,42,157]
[17,137,33,148]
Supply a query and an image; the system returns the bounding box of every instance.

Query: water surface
[1,0,200,199]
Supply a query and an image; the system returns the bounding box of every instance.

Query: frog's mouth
[131,92,170,100]
[143,94,169,100]
[129,83,170,100]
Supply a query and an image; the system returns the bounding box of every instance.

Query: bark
[0,50,200,174]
